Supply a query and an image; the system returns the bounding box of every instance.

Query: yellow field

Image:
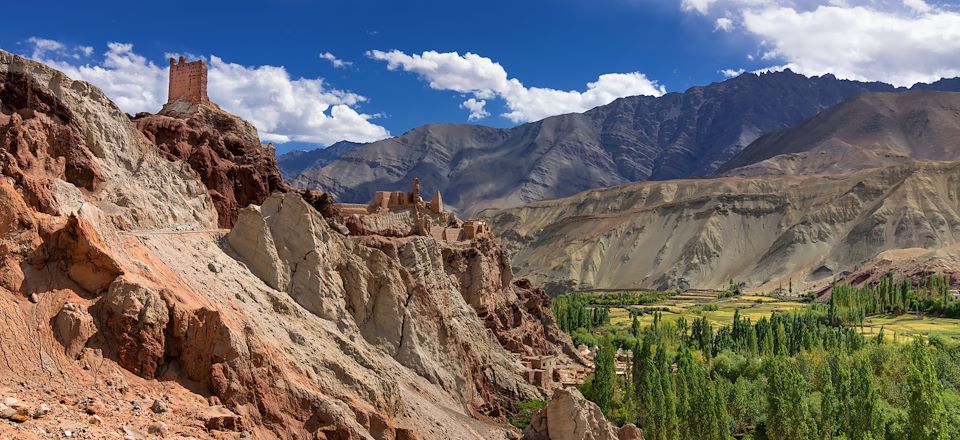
[609,291,807,329]
[607,291,960,343]
[859,314,960,342]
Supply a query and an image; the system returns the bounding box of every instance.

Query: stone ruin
[335,177,492,242]
[167,56,209,105]
[521,355,557,389]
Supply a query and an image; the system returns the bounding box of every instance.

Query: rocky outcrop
[133,100,289,228]
[522,388,641,440]
[0,49,575,440]
[441,238,584,362]
[53,302,96,358]
[226,192,541,420]
[483,161,960,293]
[0,51,216,231]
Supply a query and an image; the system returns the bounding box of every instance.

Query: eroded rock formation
[522,388,642,440]
[0,49,577,440]
[133,100,289,228]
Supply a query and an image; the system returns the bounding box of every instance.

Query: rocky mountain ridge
[718,91,960,177]
[284,71,959,216]
[278,140,364,180]
[482,161,960,293]
[0,49,581,440]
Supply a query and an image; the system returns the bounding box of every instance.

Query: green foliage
[552,293,610,333]
[508,399,546,429]
[907,338,948,440]
[764,357,816,439]
[558,284,960,440]
[585,335,617,415]
[829,273,956,325]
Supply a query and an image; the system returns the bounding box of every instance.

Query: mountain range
[716,90,960,176]
[281,70,960,216]
[480,88,960,293]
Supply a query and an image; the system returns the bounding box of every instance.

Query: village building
[335,178,491,242]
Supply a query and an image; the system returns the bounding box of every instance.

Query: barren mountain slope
[481,162,960,294]
[719,91,960,176]
[289,71,900,216]
[0,50,580,440]
[277,140,364,179]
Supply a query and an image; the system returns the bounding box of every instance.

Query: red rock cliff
[133,101,289,228]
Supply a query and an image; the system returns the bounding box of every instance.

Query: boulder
[522,388,620,440]
[54,302,96,358]
[616,424,644,440]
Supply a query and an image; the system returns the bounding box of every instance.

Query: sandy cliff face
[482,162,960,293]
[0,49,577,440]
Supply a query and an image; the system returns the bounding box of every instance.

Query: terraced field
[608,291,808,328]
[605,290,960,343]
[860,314,960,342]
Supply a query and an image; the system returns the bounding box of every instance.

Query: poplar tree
[590,335,617,415]
[765,357,813,439]
[907,339,947,440]
[850,357,883,440]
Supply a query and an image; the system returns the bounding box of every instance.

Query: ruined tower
[411,177,421,201]
[167,56,209,104]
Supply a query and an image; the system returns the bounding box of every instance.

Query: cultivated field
[608,291,808,328]
[859,314,960,342]
[605,291,960,342]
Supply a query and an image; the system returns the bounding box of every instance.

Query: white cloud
[206,56,387,144]
[715,17,734,31]
[683,0,719,14]
[319,52,352,68]
[25,37,65,58]
[367,49,665,123]
[902,0,932,13]
[720,68,746,77]
[25,36,93,60]
[24,38,389,146]
[459,98,489,120]
[741,5,960,86]
[678,1,960,87]
[39,42,168,113]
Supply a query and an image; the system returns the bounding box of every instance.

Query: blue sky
[2,0,959,153]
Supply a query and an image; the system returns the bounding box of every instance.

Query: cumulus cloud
[683,0,719,14]
[679,1,960,87]
[720,68,746,77]
[459,98,490,121]
[24,38,389,146]
[741,5,960,86]
[206,56,387,144]
[319,52,352,68]
[715,17,734,31]
[902,0,933,13]
[367,49,665,123]
[26,36,93,60]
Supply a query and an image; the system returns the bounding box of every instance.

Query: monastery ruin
[167,56,209,104]
[336,178,491,242]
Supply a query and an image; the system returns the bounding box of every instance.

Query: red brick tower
[167,56,209,104]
